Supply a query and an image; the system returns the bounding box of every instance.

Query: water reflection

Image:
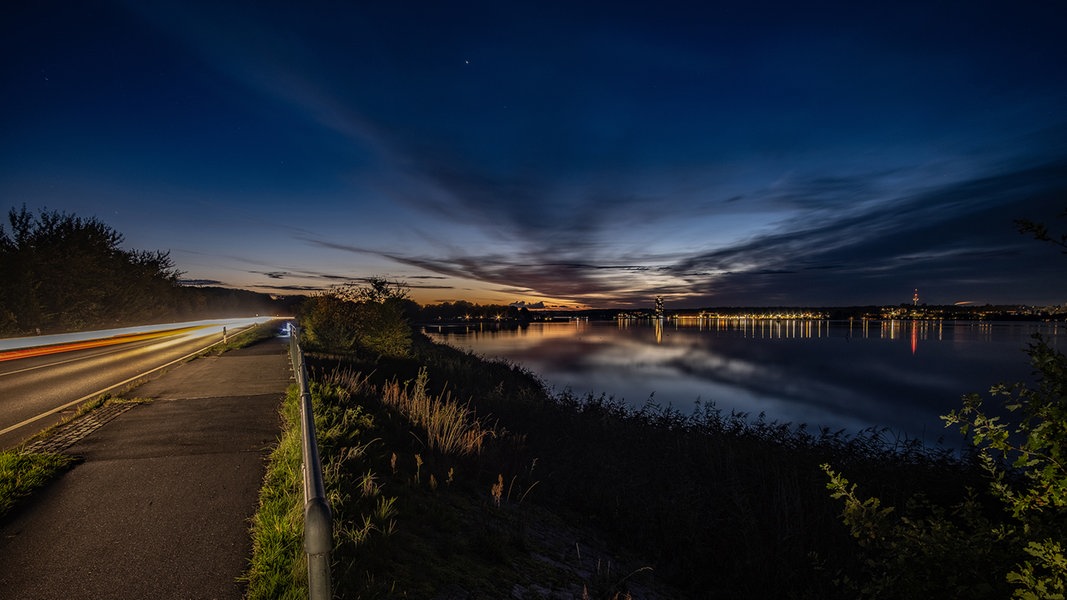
[425,319,1063,444]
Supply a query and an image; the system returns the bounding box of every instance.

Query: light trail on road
[0,338,175,378]
[0,326,208,362]
[0,316,287,449]
[0,317,281,352]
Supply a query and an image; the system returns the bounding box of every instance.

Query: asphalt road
[0,336,292,600]
[0,324,263,449]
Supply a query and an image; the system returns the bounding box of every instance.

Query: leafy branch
[1016,208,1067,254]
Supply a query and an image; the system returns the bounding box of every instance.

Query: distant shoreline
[421,307,1067,327]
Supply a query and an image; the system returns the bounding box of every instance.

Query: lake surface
[424,318,1065,445]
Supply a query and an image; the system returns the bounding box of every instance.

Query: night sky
[3,1,1066,308]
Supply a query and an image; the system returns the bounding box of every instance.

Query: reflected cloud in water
[426,319,1064,444]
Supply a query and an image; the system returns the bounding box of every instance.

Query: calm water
[425,319,1065,444]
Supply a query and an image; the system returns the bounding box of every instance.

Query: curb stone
[21,403,139,454]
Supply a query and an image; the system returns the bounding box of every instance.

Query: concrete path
[0,336,292,600]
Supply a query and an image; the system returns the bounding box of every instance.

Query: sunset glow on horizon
[3,2,1066,308]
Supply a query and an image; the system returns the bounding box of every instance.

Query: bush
[301,294,362,352]
[825,335,1067,598]
[299,279,412,358]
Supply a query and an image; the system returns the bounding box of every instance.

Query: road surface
[0,317,281,449]
[0,336,291,599]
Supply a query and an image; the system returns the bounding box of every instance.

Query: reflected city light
[425,318,1064,439]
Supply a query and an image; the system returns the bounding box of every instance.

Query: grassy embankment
[246,331,985,599]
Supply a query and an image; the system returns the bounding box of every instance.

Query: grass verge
[0,450,76,520]
[2,395,150,520]
[244,385,306,600]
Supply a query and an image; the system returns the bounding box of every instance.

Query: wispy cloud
[252,271,289,279]
[301,158,1067,306]
[113,3,1067,307]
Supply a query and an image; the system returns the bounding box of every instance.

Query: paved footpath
[0,336,292,600]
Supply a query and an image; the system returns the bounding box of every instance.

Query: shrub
[299,279,412,358]
[825,335,1067,598]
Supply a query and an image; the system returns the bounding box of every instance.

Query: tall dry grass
[377,367,493,456]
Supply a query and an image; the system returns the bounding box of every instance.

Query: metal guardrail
[288,325,333,600]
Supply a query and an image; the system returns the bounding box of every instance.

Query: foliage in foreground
[823,212,1067,599]
[245,379,403,599]
[824,335,1067,599]
[950,337,1067,598]
[377,367,492,456]
[311,359,667,598]
[0,450,76,520]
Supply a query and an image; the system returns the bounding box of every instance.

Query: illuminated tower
[654,296,664,319]
[913,288,919,306]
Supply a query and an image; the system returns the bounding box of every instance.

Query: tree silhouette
[0,206,181,335]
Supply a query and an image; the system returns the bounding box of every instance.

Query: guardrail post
[304,497,332,597]
[288,325,333,600]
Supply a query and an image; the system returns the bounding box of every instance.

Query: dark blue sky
[3,1,1066,308]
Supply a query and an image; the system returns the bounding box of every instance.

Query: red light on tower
[913,288,919,306]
